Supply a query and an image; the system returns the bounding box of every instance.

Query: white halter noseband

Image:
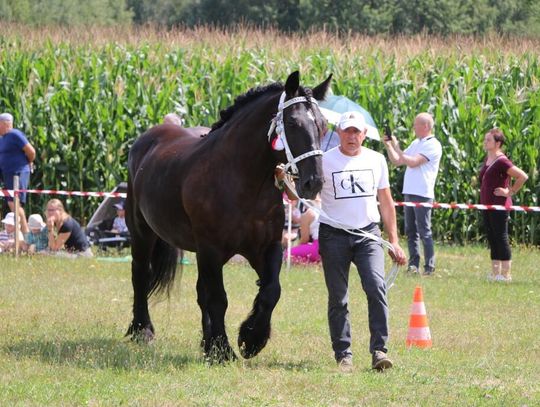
[267,92,323,175]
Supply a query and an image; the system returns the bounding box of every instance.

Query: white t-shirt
[320,146,390,229]
[402,136,442,199]
[308,200,321,240]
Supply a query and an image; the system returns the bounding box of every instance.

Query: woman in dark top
[46,198,93,257]
[479,128,528,282]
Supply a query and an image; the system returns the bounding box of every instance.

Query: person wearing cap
[383,112,442,276]
[0,212,24,252]
[45,198,92,257]
[0,112,36,234]
[318,111,407,372]
[111,201,128,235]
[24,213,49,253]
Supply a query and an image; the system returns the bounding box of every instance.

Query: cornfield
[0,26,539,244]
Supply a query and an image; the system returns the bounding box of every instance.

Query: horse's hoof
[204,337,237,364]
[130,327,155,344]
[238,339,266,359]
[238,322,270,359]
[204,349,237,365]
[126,323,155,344]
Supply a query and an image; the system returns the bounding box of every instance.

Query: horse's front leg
[196,245,237,363]
[238,241,282,359]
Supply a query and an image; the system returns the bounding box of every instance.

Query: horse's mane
[210,82,313,132]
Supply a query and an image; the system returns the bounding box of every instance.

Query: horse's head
[269,71,332,199]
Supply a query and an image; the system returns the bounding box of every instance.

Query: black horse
[126,71,331,362]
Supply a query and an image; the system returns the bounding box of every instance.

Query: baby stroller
[85,182,130,251]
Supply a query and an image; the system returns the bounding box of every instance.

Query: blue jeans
[404,194,435,272]
[2,171,30,203]
[318,223,389,360]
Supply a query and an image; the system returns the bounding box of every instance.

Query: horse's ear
[285,71,300,97]
[312,74,333,101]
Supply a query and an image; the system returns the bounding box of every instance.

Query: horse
[125,71,332,362]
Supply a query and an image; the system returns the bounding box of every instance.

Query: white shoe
[487,274,497,282]
[495,274,512,282]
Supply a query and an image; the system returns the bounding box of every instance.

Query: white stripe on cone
[407,327,432,340]
[411,302,427,314]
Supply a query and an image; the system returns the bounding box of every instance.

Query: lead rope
[280,175,400,290]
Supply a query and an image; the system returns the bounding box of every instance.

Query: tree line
[1,0,540,37]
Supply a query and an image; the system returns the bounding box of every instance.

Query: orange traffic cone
[406,285,432,348]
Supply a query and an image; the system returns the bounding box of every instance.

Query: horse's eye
[285,117,302,128]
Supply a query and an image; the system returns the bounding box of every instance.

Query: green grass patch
[1,245,539,406]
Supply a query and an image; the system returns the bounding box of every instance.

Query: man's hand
[274,164,286,182]
[388,242,407,265]
[383,135,398,148]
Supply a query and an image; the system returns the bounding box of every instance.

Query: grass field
[1,244,539,406]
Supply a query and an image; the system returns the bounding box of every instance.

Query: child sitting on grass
[0,212,24,253]
[24,213,48,254]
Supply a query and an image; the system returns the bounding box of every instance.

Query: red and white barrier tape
[2,188,539,212]
[394,201,540,213]
[1,188,126,199]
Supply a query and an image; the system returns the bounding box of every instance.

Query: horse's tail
[148,238,180,298]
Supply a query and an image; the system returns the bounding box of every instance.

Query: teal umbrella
[319,95,380,141]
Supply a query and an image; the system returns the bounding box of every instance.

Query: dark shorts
[2,171,30,203]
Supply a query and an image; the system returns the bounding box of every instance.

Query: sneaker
[337,356,354,373]
[487,274,498,282]
[372,351,393,371]
[406,265,418,275]
[422,268,435,276]
[496,274,512,282]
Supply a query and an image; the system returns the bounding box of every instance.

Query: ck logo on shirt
[332,169,375,199]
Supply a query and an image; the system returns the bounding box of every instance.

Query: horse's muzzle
[298,174,323,199]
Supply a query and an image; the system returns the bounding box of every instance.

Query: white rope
[286,201,293,272]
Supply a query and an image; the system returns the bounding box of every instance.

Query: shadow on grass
[5,336,330,372]
[4,337,199,371]
[261,359,320,372]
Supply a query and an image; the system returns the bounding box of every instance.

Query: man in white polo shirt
[319,111,406,372]
[383,112,442,276]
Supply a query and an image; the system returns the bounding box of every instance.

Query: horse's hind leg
[126,217,158,343]
[238,242,282,359]
[196,244,237,363]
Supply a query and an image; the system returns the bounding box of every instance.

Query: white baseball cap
[338,111,366,131]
